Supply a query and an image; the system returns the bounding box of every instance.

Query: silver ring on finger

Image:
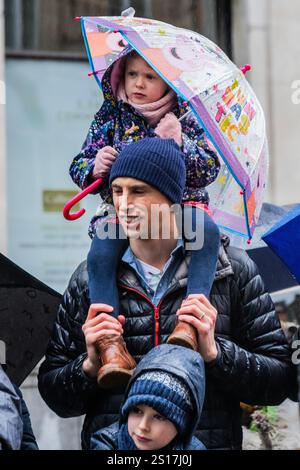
[199,311,206,320]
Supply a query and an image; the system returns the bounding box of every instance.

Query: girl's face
[128,404,178,450]
[124,55,169,104]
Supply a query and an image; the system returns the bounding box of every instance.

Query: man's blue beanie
[109,138,186,204]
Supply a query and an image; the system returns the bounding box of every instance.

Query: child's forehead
[126,54,153,70]
[135,403,161,414]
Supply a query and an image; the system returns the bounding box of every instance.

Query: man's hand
[154,113,182,147]
[82,304,125,378]
[92,146,118,179]
[176,294,218,363]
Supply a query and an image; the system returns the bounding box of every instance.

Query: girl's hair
[126,50,140,61]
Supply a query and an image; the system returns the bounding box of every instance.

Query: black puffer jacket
[38,238,295,450]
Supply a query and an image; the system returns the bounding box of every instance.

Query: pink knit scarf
[117,82,177,127]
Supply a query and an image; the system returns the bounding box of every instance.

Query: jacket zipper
[153,306,160,347]
[119,284,163,347]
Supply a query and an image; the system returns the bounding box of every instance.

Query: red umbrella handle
[63,178,103,221]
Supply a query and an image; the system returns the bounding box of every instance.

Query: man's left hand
[176,294,218,363]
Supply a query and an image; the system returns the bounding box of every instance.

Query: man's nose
[119,193,129,210]
[119,192,133,211]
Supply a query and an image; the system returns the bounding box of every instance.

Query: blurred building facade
[232,0,300,206]
[0,0,299,450]
[0,0,6,253]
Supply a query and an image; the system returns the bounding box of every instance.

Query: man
[291,327,300,403]
[0,365,23,450]
[0,365,38,450]
[38,138,295,450]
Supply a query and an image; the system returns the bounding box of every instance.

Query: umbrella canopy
[262,204,300,284]
[79,15,268,241]
[247,246,298,293]
[246,203,298,293]
[0,253,62,386]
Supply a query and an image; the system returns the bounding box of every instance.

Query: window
[5,0,231,58]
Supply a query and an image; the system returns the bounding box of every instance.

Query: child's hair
[121,370,194,437]
[125,49,140,62]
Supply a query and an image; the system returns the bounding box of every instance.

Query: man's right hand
[82,304,125,378]
[92,146,118,179]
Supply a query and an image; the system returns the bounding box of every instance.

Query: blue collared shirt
[122,239,184,306]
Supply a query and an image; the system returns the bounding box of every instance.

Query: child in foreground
[90,344,206,451]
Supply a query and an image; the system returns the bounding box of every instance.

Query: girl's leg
[168,205,220,350]
[185,205,220,298]
[87,223,128,317]
[87,220,136,390]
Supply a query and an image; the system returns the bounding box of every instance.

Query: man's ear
[169,202,177,212]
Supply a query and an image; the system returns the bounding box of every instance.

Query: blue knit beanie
[109,138,186,204]
[121,370,194,437]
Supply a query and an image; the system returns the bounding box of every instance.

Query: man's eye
[112,188,122,194]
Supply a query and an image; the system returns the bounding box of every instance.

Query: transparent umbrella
[65,12,268,243]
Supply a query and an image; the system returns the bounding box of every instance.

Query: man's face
[128,404,178,450]
[111,177,173,240]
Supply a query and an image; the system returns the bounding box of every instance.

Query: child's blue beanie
[109,138,186,204]
[121,370,193,437]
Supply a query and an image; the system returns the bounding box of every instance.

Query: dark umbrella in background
[262,204,300,284]
[261,204,300,408]
[245,203,300,420]
[246,202,299,293]
[0,253,62,386]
